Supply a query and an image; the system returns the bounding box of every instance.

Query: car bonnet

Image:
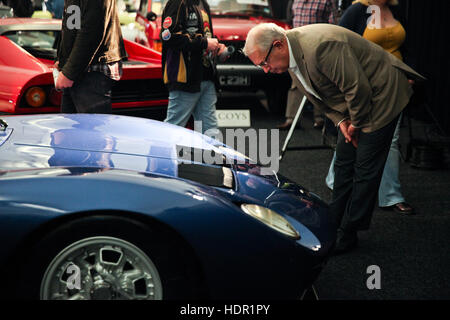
[0,114,247,176]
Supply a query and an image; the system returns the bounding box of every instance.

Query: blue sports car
[0,114,336,300]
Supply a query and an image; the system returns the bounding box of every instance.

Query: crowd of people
[3,0,424,255]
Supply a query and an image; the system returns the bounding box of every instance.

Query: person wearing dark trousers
[332,114,399,237]
[325,0,415,215]
[277,0,338,130]
[243,23,424,254]
[55,0,127,113]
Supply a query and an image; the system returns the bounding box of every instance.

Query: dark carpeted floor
[217,93,450,300]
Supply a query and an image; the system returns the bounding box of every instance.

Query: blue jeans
[326,114,405,207]
[164,81,218,134]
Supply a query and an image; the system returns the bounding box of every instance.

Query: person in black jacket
[160,0,226,134]
[55,0,127,113]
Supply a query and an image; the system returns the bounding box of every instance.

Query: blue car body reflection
[0,114,336,299]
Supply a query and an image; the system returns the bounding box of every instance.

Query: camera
[218,45,235,63]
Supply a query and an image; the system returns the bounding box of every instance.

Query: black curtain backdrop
[270,0,288,20]
[402,0,450,135]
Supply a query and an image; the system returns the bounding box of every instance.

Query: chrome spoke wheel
[40,236,163,300]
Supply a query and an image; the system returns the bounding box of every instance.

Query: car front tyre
[40,236,163,300]
[15,216,199,300]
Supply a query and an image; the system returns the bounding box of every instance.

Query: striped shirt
[292,0,338,27]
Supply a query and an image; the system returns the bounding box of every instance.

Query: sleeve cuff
[336,118,349,127]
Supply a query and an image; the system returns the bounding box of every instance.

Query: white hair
[243,23,287,57]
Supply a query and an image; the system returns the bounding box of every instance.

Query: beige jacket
[286,24,425,132]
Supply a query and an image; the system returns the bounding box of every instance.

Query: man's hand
[206,38,219,53]
[55,72,74,90]
[339,119,360,148]
[347,124,360,148]
[216,43,227,56]
[339,119,351,142]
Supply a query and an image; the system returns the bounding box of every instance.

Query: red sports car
[0,18,168,117]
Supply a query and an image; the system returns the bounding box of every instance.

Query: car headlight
[241,204,300,239]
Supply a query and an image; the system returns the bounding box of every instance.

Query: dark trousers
[61,72,113,113]
[330,116,399,233]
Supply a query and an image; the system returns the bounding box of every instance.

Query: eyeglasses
[256,42,274,68]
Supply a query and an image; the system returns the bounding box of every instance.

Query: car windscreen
[151,0,272,17]
[208,0,271,17]
[3,30,59,60]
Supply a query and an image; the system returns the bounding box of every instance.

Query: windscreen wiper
[0,119,8,132]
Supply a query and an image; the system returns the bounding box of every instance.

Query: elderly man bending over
[243,23,424,254]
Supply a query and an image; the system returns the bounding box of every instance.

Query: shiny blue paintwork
[0,114,336,299]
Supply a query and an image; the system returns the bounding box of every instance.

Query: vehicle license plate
[219,75,250,86]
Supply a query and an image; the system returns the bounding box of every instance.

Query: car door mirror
[146,12,157,22]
